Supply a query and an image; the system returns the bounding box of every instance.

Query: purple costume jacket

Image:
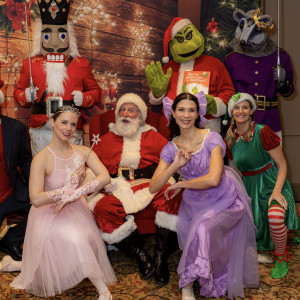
[224,49,294,132]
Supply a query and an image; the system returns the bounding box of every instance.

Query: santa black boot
[154,226,178,286]
[114,230,154,279]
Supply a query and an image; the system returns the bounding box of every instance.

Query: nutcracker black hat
[37,0,70,25]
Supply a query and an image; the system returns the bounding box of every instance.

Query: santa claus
[91,93,182,286]
[14,0,101,156]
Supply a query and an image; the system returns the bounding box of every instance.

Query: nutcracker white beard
[115,116,141,138]
[44,62,68,95]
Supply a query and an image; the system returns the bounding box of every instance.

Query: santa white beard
[44,62,68,95]
[115,116,140,138]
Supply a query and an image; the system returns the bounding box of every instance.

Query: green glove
[205,94,217,115]
[145,61,172,97]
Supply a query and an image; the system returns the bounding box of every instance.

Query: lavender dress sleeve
[160,141,176,165]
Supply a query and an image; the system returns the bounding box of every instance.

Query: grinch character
[224,9,294,138]
[145,17,235,133]
[14,0,101,156]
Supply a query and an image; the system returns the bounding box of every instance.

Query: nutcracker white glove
[72,90,83,106]
[25,87,38,102]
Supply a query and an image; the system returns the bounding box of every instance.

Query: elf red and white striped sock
[268,205,287,255]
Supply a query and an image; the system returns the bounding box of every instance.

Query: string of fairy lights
[1,1,155,108]
[130,12,154,69]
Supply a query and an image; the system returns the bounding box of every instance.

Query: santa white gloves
[72,90,83,106]
[25,87,38,102]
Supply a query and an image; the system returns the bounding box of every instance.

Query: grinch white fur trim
[212,97,226,118]
[202,118,221,133]
[149,90,165,105]
[101,215,137,244]
[178,60,195,96]
[162,56,169,64]
[171,19,192,39]
[105,177,155,214]
[155,211,177,232]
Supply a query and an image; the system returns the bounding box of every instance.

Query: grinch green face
[169,24,205,63]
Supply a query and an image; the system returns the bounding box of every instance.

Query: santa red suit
[92,124,181,245]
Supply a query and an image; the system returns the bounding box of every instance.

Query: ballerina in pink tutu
[0,105,116,299]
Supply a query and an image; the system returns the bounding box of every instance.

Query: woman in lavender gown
[149,92,259,299]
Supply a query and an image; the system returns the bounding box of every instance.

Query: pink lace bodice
[45,146,83,191]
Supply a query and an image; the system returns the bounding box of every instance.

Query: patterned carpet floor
[0,204,299,299]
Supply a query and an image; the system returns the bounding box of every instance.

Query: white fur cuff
[149,90,165,105]
[101,215,137,244]
[155,211,177,232]
[212,97,226,117]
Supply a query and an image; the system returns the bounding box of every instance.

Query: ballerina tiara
[54,105,81,118]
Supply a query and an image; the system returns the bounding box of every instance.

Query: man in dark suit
[0,81,32,261]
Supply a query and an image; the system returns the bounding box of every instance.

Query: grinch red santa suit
[146,17,235,133]
[91,93,181,285]
[14,0,101,156]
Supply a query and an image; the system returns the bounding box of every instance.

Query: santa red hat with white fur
[162,17,192,64]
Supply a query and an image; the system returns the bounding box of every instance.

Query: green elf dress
[225,122,299,251]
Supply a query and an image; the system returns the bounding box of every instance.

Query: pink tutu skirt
[11,197,116,297]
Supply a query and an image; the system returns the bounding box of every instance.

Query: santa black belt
[111,164,157,181]
[254,95,278,111]
[31,100,75,114]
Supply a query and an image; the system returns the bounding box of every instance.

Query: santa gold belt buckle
[46,96,63,117]
[256,95,266,111]
[118,166,134,180]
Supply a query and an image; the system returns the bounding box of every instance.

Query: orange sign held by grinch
[182,71,210,95]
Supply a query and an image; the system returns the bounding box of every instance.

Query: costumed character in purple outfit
[14,0,101,156]
[145,17,235,133]
[224,9,294,138]
[149,92,259,299]
[0,106,116,300]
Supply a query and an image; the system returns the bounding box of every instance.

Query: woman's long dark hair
[169,93,201,139]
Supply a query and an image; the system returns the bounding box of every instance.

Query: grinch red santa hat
[162,17,192,64]
[115,93,148,121]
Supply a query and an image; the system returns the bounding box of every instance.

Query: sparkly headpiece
[37,0,70,25]
[53,105,81,118]
[253,8,274,31]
